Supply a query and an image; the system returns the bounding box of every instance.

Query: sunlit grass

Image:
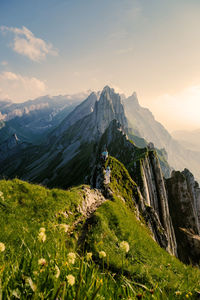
[0,178,200,299]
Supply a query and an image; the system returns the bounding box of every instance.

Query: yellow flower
[38,258,47,266]
[55,265,60,279]
[0,242,5,252]
[67,252,76,264]
[119,241,130,253]
[38,231,46,243]
[186,295,189,298]
[59,224,69,233]
[86,252,93,261]
[39,227,46,233]
[66,274,75,286]
[99,251,106,258]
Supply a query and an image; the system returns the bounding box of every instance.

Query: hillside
[1,176,200,299]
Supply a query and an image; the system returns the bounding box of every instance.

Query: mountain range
[1,85,200,297]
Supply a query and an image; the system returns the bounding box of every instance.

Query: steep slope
[91,121,176,255]
[51,91,99,138]
[1,178,200,298]
[124,93,200,182]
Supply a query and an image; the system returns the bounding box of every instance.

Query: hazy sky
[0,0,200,132]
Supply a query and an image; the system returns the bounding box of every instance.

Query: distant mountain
[172,129,200,152]
[123,93,200,183]
[0,93,87,144]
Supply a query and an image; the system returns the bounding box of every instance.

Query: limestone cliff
[91,120,177,255]
[166,170,200,264]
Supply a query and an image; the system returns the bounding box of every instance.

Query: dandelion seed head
[119,241,130,253]
[67,252,76,264]
[99,251,106,258]
[66,274,75,286]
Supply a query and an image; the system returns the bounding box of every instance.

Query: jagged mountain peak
[126,91,140,107]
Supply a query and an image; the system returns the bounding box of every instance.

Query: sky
[0,0,200,132]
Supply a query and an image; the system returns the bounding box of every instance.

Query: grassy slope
[0,176,200,299]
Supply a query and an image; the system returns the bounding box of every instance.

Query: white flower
[67,252,76,264]
[39,227,46,233]
[86,252,93,261]
[0,242,5,252]
[55,265,60,279]
[59,224,69,233]
[66,274,75,286]
[99,251,106,259]
[119,241,130,253]
[38,258,47,266]
[38,231,46,242]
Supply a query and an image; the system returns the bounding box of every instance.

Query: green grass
[84,197,200,298]
[0,178,200,299]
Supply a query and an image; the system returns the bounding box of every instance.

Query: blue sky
[0,0,200,131]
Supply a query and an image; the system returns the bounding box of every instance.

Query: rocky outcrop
[133,152,177,255]
[166,170,200,264]
[91,121,177,255]
[78,186,106,217]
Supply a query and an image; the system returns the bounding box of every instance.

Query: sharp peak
[102,85,117,94]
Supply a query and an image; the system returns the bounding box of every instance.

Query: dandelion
[99,251,106,259]
[66,274,75,286]
[119,241,130,253]
[55,265,60,278]
[67,252,76,264]
[38,258,47,266]
[86,252,93,261]
[0,242,5,252]
[38,231,46,243]
[59,224,69,232]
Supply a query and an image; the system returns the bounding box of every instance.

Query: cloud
[0,26,58,61]
[1,61,8,66]
[0,71,47,101]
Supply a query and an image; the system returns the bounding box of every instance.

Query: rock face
[53,92,99,138]
[92,120,177,255]
[136,152,177,255]
[166,170,200,264]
